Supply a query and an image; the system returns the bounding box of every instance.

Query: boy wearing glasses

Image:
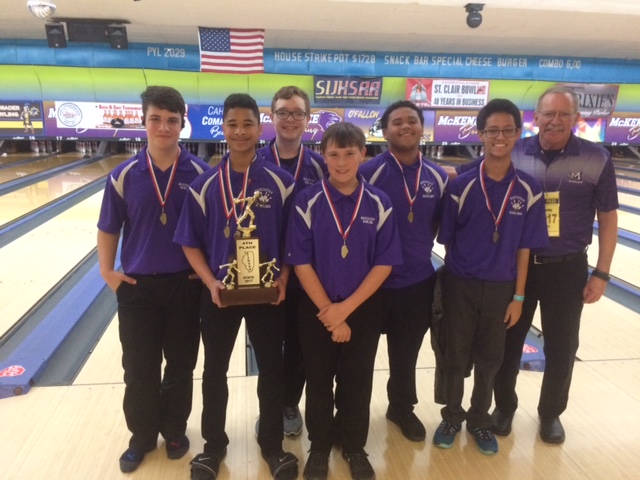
[257,86,326,437]
[433,99,548,454]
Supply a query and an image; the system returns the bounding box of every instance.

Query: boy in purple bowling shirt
[256,86,327,437]
[174,94,298,480]
[97,86,210,473]
[433,99,548,455]
[359,101,448,442]
[286,122,402,480]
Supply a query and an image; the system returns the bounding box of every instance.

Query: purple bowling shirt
[174,153,294,280]
[97,145,210,275]
[286,176,403,301]
[257,138,327,192]
[455,134,619,257]
[438,161,549,282]
[360,151,448,288]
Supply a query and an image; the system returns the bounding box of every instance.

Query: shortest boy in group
[434,99,548,454]
[174,93,298,480]
[286,122,402,480]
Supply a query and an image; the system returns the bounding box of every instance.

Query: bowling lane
[0,151,88,185]
[618,210,640,235]
[0,154,128,227]
[0,191,103,338]
[0,151,51,168]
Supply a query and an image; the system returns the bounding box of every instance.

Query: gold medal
[408,210,414,223]
[341,244,349,259]
[224,225,230,239]
[492,230,499,243]
[160,212,167,225]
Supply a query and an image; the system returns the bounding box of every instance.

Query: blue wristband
[513,295,525,301]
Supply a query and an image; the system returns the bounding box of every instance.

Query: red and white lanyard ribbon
[146,149,179,225]
[321,179,364,258]
[479,160,516,243]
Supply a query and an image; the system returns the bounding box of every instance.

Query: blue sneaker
[467,425,498,454]
[119,446,146,473]
[433,421,461,448]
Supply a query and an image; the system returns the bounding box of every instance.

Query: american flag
[198,27,265,74]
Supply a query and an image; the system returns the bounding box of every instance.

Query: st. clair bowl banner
[406,79,489,109]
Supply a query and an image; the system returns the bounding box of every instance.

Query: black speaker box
[45,23,67,48]
[107,25,128,50]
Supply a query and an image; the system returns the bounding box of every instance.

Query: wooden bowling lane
[618,210,640,235]
[0,151,50,168]
[0,151,87,185]
[0,154,127,228]
[0,191,103,339]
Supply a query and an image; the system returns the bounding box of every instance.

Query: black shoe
[540,417,565,444]
[190,449,227,480]
[119,444,155,473]
[303,451,329,480]
[385,405,426,442]
[490,408,514,436]
[264,450,298,480]
[119,446,146,473]
[342,451,375,480]
[166,434,190,460]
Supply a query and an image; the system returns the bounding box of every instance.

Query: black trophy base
[219,285,279,307]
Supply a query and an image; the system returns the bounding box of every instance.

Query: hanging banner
[314,76,383,106]
[187,105,225,141]
[605,114,640,145]
[42,101,192,140]
[0,101,44,138]
[562,83,619,118]
[433,110,480,144]
[406,79,489,109]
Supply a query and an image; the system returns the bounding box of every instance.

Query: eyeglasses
[538,111,576,120]
[273,110,307,121]
[481,128,519,139]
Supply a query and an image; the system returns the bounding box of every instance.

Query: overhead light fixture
[465,3,484,29]
[27,1,57,19]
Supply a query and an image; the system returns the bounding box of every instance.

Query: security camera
[465,3,484,29]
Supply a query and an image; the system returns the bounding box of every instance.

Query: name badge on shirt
[545,191,560,237]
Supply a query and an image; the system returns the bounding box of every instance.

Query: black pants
[440,271,513,428]
[283,287,305,408]
[117,272,201,450]
[383,275,436,414]
[493,253,587,419]
[299,290,386,455]
[200,294,285,457]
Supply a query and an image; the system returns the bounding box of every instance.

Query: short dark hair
[140,86,186,128]
[271,86,311,113]
[380,100,424,130]
[223,93,260,123]
[536,85,580,114]
[320,122,366,153]
[476,99,522,131]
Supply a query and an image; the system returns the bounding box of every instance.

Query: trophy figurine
[219,191,279,306]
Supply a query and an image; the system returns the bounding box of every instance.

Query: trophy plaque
[219,191,279,306]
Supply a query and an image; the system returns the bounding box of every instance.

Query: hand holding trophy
[219,190,279,306]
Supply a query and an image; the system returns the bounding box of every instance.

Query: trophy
[219,191,279,306]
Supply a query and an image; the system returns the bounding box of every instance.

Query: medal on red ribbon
[219,155,252,238]
[389,151,423,224]
[321,179,364,259]
[146,149,179,226]
[479,160,516,244]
